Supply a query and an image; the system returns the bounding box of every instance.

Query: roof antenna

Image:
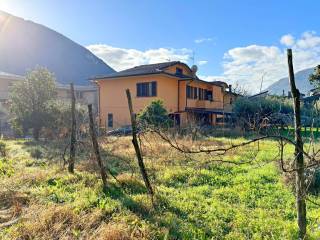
[190,50,195,65]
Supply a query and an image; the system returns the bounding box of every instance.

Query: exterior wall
[81,91,97,106]
[164,63,193,77]
[223,92,237,112]
[98,74,179,129]
[56,88,98,106]
[0,77,20,102]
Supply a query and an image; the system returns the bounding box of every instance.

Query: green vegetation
[1,136,320,239]
[233,96,320,131]
[9,67,57,139]
[138,99,172,128]
[8,67,87,140]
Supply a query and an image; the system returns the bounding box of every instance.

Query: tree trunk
[287,49,307,239]
[126,89,154,196]
[68,83,76,173]
[88,104,107,190]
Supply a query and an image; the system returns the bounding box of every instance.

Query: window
[199,88,204,100]
[108,113,113,128]
[193,87,198,99]
[186,86,198,99]
[186,85,191,99]
[137,81,157,97]
[205,90,213,101]
[176,67,183,76]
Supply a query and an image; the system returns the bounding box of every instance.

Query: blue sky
[1,0,320,92]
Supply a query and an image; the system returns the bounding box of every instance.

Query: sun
[0,0,22,15]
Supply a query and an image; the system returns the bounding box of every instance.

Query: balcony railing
[189,99,223,109]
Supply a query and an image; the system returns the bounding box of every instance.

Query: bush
[233,96,293,130]
[307,168,320,195]
[0,140,7,158]
[138,99,173,129]
[30,147,43,159]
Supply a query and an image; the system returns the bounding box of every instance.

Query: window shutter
[137,83,141,97]
[151,82,157,96]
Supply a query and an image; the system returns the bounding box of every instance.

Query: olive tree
[9,67,57,140]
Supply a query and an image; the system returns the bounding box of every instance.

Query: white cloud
[87,44,191,71]
[88,31,320,94]
[194,38,212,44]
[280,34,295,46]
[296,31,320,49]
[202,31,320,93]
[198,75,227,82]
[198,60,208,66]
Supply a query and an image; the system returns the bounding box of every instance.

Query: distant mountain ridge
[266,68,315,95]
[0,10,115,85]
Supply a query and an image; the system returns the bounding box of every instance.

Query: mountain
[266,68,314,95]
[0,10,115,85]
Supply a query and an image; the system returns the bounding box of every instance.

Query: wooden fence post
[68,83,76,173]
[287,49,307,239]
[88,104,107,190]
[126,89,154,196]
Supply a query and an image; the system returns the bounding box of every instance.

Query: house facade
[56,83,98,106]
[93,61,236,130]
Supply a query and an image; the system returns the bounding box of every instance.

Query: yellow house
[93,61,236,130]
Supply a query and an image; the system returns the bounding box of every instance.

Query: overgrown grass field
[0,135,320,239]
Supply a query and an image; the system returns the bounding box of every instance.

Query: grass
[0,136,320,239]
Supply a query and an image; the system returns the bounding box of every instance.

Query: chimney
[228,84,232,93]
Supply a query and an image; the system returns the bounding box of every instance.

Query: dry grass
[1,136,320,239]
[6,204,152,240]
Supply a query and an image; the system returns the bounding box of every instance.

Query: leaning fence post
[287,49,306,239]
[88,104,107,190]
[125,89,154,196]
[68,82,76,173]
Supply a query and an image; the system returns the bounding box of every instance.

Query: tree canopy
[9,67,57,139]
[309,65,320,89]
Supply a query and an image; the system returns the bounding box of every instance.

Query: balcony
[189,99,223,109]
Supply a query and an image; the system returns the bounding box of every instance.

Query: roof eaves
[92,71,193,81]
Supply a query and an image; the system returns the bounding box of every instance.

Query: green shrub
[0,140,7,157]
[30,147,43,159]
[0,158,14,176]
[138,99,173,129]
[307,168,320,194]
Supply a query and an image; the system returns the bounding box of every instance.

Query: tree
[9,67,57,140]
[233,96,293,131]
[138,99,172,129]
[309,65,320,90]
